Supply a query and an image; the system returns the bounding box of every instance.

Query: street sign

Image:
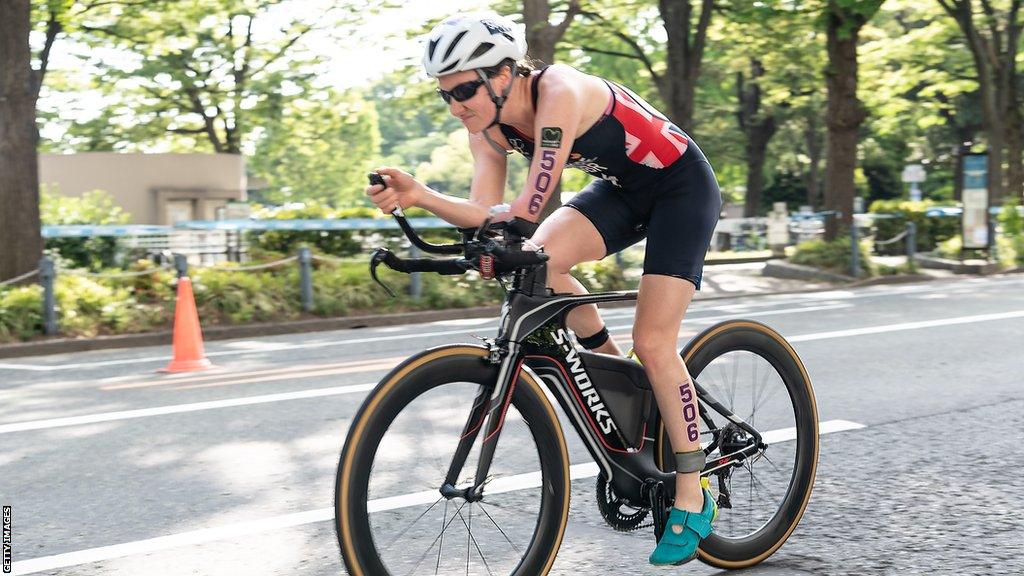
[961,154,989,249]
[901,164,926,183]
[902,164,926,201]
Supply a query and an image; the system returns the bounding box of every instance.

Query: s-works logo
[550,329,618,436]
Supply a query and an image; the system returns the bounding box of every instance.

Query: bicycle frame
[442,263,765,508]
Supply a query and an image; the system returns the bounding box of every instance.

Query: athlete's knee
[536,245,579,276]
[631,328,680,368]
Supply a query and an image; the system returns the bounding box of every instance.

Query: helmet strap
[476,64,519,157]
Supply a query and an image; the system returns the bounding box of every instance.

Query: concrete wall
[38,153,247,225]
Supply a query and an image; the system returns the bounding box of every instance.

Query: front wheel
[335,345,572,576]
[656,320,819,569]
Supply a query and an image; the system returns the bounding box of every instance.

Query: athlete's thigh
[531,205,606,270]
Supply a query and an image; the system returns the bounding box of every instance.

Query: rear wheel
[656,320,819,569]
[335,346,572,576]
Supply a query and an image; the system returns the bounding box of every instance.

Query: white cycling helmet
[422,13,527,78]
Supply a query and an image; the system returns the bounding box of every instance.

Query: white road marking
[10,419,865,575]
[3,309,1023,434]
[788,310,1024,343]
[607,303,851,331]
[0,383,376,434]
[5,275,1021,372]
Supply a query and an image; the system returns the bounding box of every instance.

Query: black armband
[577,326,610,350]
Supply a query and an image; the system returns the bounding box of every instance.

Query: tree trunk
[1001,50,1023,201]
[938,0,1021,203]
[803,110,825,210]
[823,1,875,240]
[522,0,581,220]
[737,59,777,217]
[657,0,713,133]
[0,0,44,283]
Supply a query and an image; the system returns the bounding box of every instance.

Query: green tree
[936,0,1023,202]
[822,0,885,239]
[40,187,132,269]
[248,90,382,206]
[0,0,61,283]
[51,0,337,154]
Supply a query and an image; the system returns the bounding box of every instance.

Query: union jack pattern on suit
[609,84,688,169]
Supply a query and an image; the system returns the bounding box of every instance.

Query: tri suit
[498,66,722,289]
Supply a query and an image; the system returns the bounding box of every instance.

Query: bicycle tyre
[335,345,572,576]
[655,319,819,569]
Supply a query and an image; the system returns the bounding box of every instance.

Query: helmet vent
[470,42,494,60]
[427,38,440,60]
[443,31,469,62]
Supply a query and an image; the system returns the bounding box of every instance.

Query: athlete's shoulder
[534,63,587,94]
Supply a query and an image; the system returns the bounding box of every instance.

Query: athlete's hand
[365,167,422,214]
[501,195,538,224]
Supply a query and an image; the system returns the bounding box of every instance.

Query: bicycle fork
[439,343,523,502]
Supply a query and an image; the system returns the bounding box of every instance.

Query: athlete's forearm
[416,185,492,228]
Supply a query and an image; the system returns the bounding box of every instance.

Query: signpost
[961,154,989,250]
[901,163,926,202]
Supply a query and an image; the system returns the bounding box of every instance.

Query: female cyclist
[365,12,723,567]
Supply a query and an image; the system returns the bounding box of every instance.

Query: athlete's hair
[480,57,545,79]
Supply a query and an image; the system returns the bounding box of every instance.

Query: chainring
[595,472,650,532]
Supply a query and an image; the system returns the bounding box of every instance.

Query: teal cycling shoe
[649,487,718,566]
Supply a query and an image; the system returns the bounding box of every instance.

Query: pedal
[644,479,669,543]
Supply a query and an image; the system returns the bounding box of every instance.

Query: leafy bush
[999,197,1023,237]
[868,199,960,255]
[40,188,132,270]
[790,236,874,276]
[0,286,44,341]
[574,259,631,292]
[246,202,451,258]
[192,266,301,324]
[0,245,636,342]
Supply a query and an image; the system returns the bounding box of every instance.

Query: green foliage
[763,172,811,212]
[40,187,132,270]
[244,202,450,258]
[246,202,371,257]
[0,286,44,342]
[998,198,1024,266]
[192,266,300,324]
[868,199,960,254]
[249,90,383,206]
[790,236,873,276]
[573,259,630,293]
[999,197,1023,237]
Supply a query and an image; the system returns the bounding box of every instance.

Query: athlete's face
[437,69,508,134]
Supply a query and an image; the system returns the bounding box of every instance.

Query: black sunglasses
[437,79,486,104]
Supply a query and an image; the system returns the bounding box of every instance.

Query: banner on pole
[961,154,989,250]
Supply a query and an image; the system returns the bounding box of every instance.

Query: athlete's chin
[461,117,484,133]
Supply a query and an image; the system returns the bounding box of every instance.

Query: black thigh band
[577,326,610,350]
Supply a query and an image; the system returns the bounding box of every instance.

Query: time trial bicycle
[334,194,819,576]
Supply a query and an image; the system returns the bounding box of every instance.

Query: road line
[0,383,376,434]
[787,310,1024,343]
[9,275,1019,372]
[5,309,1023,433]
[100,356,406,390]
[10,419,864,575]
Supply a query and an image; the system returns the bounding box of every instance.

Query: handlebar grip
[381,250,468,275]
[490,247,549,268]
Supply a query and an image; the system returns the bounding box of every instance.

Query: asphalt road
[1,275,1022,576]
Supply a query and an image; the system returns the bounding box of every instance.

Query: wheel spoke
[402,499,467,576]
[477,501,522,554]
[380,496,446,552]
[455,503,496,576]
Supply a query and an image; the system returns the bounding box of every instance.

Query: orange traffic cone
[160,276,214,373]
